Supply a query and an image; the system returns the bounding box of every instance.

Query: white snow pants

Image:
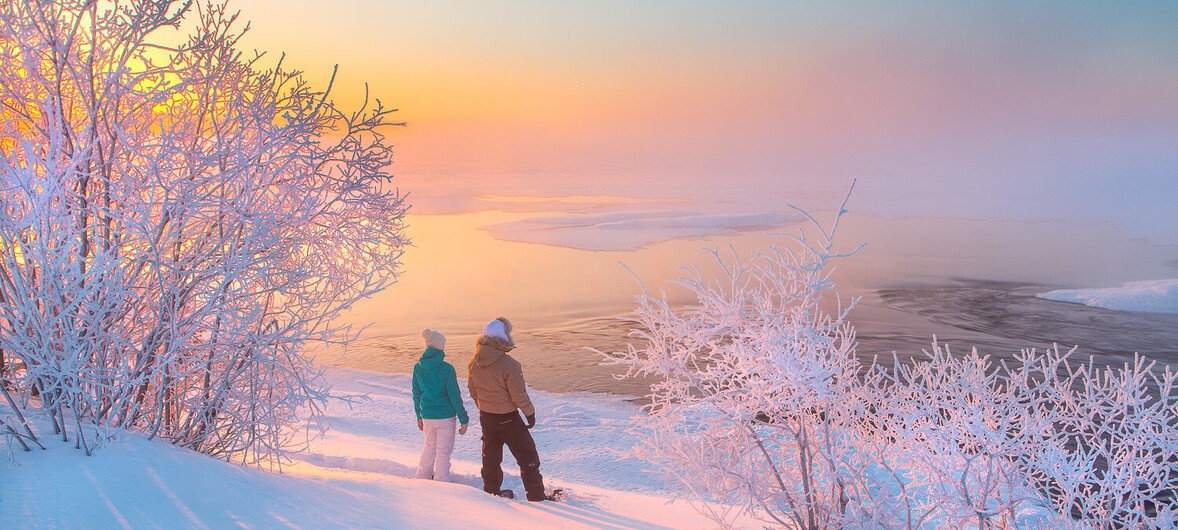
[416,417,457,481]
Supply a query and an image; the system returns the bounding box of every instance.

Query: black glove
[525,413,536,429]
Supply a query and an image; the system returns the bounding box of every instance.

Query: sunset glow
[224,1,1178,244]
[208,0,1178,356]
[4,2,1177,527]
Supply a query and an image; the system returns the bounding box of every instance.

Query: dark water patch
[326,280,1178,399]
[851,324,1031,366]
[885,277,1041,292]
[877,283,1178,368]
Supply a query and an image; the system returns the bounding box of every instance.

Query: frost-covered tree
[604,188,1177,529]
[876,342,1178,529]
[0,0,407,464]
[873,341,1055,529]
[601,190,884,529]
[1008,349,1177,528]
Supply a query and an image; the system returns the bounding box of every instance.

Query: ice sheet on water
[1038,279,1178,314]
[482,210,804,251]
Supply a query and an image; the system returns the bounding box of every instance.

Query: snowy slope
[2,367,755,529]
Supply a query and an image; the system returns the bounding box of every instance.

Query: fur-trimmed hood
[474,317,515,365]
[467,338,534,416]
[472,335,514,367]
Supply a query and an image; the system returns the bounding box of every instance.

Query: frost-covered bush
[601,191,883,528]
[876,343,1178,529]
[1013,350,1178,528]
[605,191,1177,529]
[873,342,1057,529]
[0,0,406,464]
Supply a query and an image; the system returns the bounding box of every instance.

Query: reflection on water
[317,318,657,399]
[326,210,1178,397]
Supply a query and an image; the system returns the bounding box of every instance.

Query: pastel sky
[231,0,1178,242]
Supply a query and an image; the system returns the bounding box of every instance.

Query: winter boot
[528,489,564,502]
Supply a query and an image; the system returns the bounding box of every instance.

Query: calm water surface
[324,210,1178,397]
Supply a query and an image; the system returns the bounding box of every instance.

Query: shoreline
[325,277,1178,400]
[328,210,1178,397]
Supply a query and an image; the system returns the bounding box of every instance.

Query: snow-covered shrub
[601,191,888,529]
[1013,350,1178,528]
[0,0,407,464]
[876,343,1178,529]
[605,190,1177,529]
[874,341,1055,529]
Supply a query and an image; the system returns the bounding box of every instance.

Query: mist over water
[222,0,1178,395]
[327,189,1178,397]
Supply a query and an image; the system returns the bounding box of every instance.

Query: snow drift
[1038,279,1178,314]
[1,367,755,529]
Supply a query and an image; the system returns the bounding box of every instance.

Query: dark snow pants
[478,410,545,501]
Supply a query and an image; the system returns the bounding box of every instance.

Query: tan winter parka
[467,336,536,416]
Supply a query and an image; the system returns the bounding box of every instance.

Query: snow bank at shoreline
[2,366,755,529]
[1038,279,1178,314]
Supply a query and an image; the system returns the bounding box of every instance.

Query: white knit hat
[482,317,512,342]
[421,328,446,350]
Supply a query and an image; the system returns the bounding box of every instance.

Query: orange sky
[222,0,1178,241]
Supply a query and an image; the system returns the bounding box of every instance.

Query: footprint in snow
[355,379,411,396]
[537,411,600,428]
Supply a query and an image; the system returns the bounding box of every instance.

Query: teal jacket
[411,347,469,424]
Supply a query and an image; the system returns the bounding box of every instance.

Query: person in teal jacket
[412,329,470,482]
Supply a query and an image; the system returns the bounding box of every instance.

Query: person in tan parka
[467,317,554,501]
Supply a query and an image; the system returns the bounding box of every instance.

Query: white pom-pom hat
[421,328,446,350]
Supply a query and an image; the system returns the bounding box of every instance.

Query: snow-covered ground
[2,366,757,529]
[1038,279,1178,314]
